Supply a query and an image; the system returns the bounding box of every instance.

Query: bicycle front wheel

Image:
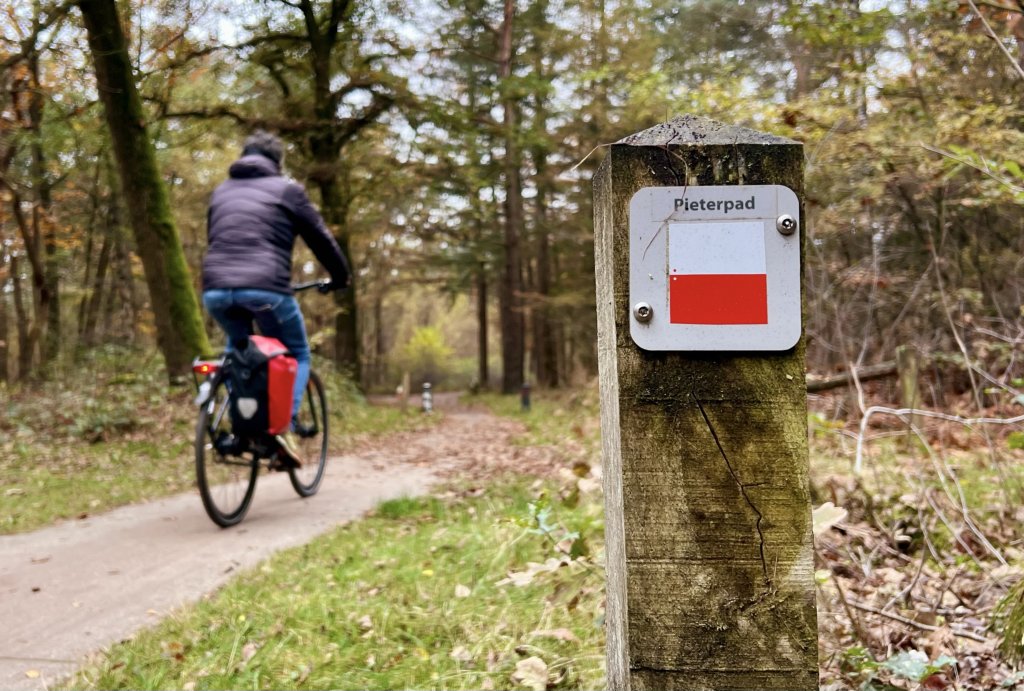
[288,370,328,497]
[195,376,259,527]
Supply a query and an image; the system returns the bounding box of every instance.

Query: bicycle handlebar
[292,279,334,294]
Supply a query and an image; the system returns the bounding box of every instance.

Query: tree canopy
[1,0,1023,396]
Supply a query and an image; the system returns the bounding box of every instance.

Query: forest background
[3,0,1023,399]
[6,1,1024,688]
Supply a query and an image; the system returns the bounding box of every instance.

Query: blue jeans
[202,288,310,425]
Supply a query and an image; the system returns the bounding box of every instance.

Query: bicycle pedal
[214,433,242,455]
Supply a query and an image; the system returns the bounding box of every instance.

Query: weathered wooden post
[896,344,923,441]
[594,115,817,690]
[400,371,411,410]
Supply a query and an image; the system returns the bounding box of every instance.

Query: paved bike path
[0,419,456,691]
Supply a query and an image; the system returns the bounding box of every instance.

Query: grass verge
[0,346,438,534]
[64,478,606,691]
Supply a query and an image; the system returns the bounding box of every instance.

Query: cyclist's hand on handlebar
[323,277,354,294]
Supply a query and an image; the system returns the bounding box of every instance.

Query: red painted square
[669,274,768,325]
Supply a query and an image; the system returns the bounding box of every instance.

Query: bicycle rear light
[193,361,220,375]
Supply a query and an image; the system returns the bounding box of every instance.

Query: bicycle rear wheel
[195,376,259,527]
[288,370,328,497]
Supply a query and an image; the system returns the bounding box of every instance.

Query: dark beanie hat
[241,130,284,165]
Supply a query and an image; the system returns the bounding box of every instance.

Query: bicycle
[191,280,332,527]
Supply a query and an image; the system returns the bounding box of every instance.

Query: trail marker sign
[595,115,817,691]
[629,184,800,351]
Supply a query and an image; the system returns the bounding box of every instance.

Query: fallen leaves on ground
[511,656,549,691]
[814,444,1024,689]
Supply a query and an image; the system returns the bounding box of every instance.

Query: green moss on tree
[77,0,210,378]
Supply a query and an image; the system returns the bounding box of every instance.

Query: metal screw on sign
[422,382,433,414]
[633,302,653,323]
[776,214,797,236]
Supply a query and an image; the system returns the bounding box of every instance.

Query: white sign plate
[629,185,800,351]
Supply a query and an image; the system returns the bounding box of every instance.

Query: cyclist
[201,130,350,467]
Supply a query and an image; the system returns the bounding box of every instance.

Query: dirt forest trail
[0,398,557,691]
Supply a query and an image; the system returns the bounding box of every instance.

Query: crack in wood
[691,392,771,587]
[659,130,685,185]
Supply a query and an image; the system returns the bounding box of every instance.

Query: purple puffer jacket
[202,154,350,295]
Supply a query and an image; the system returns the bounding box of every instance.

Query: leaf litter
[812,395,1024,689]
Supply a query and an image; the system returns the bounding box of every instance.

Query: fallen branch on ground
[807,361,898,393]
[845,598,989,643]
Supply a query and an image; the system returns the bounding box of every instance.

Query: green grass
[64,480,606,691]
[0,347,438,534]
[1,436,197,533]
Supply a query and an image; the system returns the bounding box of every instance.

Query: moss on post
[595,115,817,691]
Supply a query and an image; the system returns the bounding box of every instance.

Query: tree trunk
[310,135,360,380]
[110,224,139,344]
[526,0,558,389]
[77,213,95,339]
[0,275,9,383]
[3,182,45,376]
[213,0,394,381]
[498,0,525,394]
[321,185,360,379]
[531,162,558,388]
[533,232,558,387]
[897,344,923,439]
[476,264,488,388]
[373,292,385,387]
[77,156,105,342]
[28,47,61,367]
[82,230,112,347]
[11,255,32,380]
[77,0,209,378]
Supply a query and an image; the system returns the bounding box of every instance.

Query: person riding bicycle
[201,130,350,468]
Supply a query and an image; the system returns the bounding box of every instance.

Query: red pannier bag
[251,335,298,435]
[228,335,298,436]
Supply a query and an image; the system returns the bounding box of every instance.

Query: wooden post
[594,116,817,691]
[400,371,411,410]
[896,344,923,440]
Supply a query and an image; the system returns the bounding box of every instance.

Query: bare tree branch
[845,598,989,643]
[963,0,1024,12]
[157,102,394,144]
[1,0,74,69]
[965,0,1024,80]
[326,0,353,47]
[138,32,307,76]
[920,142,1024,195]
[334,91,395,143]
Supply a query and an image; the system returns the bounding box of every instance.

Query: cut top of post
[616,114,799,148]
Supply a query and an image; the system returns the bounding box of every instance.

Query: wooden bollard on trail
[400,371,411,410]
[594,115,817,690]
[897,344,923,441]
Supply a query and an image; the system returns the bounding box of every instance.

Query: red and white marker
[668,221,767,325]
